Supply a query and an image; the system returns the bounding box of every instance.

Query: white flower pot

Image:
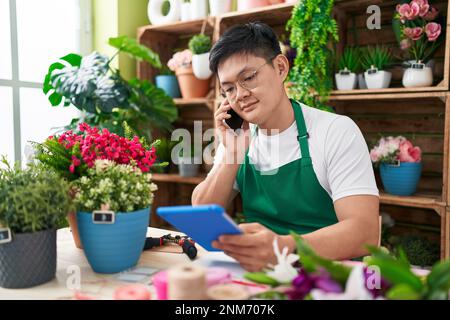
[190,0,208,20]
[335,72,357,90]
[180,2,191,21]
[402,62,433,88]
[209,0,232,16]
[358,73,367,89]
[192,52,212,80]
[148,0,181,25]
[364,70,392,89]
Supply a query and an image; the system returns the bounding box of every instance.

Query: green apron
[236,100,339,235]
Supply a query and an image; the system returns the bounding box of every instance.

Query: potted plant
[209,0,232,16]
[33,123,162,249]
[73,160,157,274]
[286,0,338,112]
[43,35,178,142]
[393,0,443,88]
[155,65,181,98]
[174,142,202,177]
[238,0,270,11]
[154,137,177,174]
[189,34,213,80]
[167,49,210,98]
[370,136,422,196]
[0,159,73,288]
[361,45,394,89]
[335,47,361,90]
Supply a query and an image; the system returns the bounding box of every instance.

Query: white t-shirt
[208,103,379,202]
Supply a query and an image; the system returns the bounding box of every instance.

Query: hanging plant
[286,0,339,112]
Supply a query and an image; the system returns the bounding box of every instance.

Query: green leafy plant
[188,34,212,55]
[73,160,157,213]
[337,47,362,73]
[0,157,73,233]
[286,0,339,111]
[361,45,395,71]
[388,234,440,268]
[43,35,178,141]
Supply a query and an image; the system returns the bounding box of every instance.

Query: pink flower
[404,27,423,41]
[370,149,381,162]
[167,49,193,71]
[398,140,422,163]
[425,22,441,41]
[414,0,430,17]
[396,2,420,21]
[424,7,439,21]
[400,39,412,50]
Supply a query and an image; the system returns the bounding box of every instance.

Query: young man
[191,22,380,272]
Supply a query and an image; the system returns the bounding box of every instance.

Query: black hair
[209,22,281,74]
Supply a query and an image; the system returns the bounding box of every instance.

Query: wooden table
[0,227,208,300]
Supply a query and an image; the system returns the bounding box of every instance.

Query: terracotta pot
[175,66,210,98]
[68,211,83,249]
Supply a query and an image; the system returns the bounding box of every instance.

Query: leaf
[48,92,63,106]
[60,53,82,67]
[425,260,450,298]
[108,36,161,68]
[43,62,65,94]
[244,272,280,286]
[386,284,421,300]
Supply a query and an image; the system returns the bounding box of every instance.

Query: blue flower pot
[155,75,181,98]
[76,208,150,274]
[380,162,422,196]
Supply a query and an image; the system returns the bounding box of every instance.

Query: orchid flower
[266,238,300,284]
[310,265,377,300]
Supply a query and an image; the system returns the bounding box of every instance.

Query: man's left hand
[211,222,295,272]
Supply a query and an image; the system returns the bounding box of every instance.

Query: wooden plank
[445,95,450,205]
[138,17,215,35]
[151,173,206,185]
[380,192,444,211]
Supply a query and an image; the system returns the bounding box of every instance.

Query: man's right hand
[214,99,251,165]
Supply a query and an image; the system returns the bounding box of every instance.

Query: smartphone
[225,107,244,131]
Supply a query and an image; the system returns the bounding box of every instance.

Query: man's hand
[212,223,296,272]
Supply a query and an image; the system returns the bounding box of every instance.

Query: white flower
[310,265,375,300]
[266,238,300,284]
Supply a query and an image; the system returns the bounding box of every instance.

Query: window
[0,0,92,163]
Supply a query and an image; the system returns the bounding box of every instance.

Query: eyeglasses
[220,56,276,102]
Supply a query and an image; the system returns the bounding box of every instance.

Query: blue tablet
[156,204,242,252]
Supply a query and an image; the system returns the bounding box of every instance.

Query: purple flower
[286,268,343,300]
[363,266,391,298]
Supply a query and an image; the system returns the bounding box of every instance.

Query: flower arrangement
[73,160,157,213]
[167,49,193,72]
[394,0,443,63]
[370,136,422,166]
[245,234,450,300]
[33,123,158,181]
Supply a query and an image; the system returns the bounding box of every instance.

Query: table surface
[0,227,208,300]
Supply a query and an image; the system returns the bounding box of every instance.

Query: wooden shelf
[151,173,206,185]
[219,2,294,19]
[329,91,448,101]
[174,98,214,111]
[137,17,215,36]
[379,191,445,212]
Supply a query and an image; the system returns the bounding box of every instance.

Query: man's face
[217,53,286,125]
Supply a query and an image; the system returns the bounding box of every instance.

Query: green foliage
[108,36,162,68]
[286,0,339,110]
[73,160,157,213]
[0,157,73,233]
[361,45,394,71]
[338,47,362,73]
[389,235,440,268]
[42,35,178,142]
[366,245,450,300]
[188,34,212,55]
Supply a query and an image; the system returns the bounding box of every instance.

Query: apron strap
[292,100,311,159]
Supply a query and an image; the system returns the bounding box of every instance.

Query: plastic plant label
[0,227,12,244]
[92,210,116,224]
[412,62,425,70]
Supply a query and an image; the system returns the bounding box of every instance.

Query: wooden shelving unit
[138,1,450,259]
